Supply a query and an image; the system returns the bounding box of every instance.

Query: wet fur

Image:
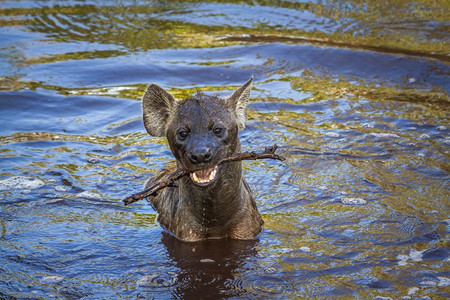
[142,77,263,242]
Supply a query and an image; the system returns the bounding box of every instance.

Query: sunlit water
[1,1,449,298]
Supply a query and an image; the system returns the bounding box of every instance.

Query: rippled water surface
[1,0,449,298]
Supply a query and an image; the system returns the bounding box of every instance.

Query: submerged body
[142,77,263,242]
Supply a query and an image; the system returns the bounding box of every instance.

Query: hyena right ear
[142,84,178,137]
[224,76,253,130]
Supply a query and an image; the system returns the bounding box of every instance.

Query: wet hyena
[141,77,263,242]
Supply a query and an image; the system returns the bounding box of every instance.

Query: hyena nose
[189,147,212,165]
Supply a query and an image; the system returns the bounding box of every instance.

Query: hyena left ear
[142,84,178,137]
[224,76,253,130]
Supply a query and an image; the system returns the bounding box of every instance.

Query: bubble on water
[264,267,277,274]
[200,258,215,263]
[55,186,70,192]
[419,133,431,139]
[340,197,367,205]
[77,191,102,200]
[437,125,447,131]
[325,132,340,138]
[0,176,45,191]
[42,275,64,284]
[362,123,374,128]
[88,158,100,164]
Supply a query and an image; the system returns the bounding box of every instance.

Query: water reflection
[1,0,449,298]
[1,0,448,61]
[161,233,258,298]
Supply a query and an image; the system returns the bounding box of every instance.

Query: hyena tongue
[196,169,211,179]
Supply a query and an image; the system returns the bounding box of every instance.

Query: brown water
[0,0,449,298]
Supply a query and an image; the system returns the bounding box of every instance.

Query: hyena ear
[224,76,253,130]
[142,84,178,137]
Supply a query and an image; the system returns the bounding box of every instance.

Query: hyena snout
[188,145,212,165]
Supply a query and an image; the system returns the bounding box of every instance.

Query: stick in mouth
[122,144,285,206]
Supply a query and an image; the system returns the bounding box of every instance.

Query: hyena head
[142,77,253,187]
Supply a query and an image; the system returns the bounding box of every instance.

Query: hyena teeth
[191,166,218,184]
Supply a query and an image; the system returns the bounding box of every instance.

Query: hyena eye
[178,129,188,140]
[213,127,224,136]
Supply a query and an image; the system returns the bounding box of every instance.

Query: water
[1,0,449,298]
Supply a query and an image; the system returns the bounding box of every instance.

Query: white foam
[362,123,374,128]
[69,86,136,96]
[299,246,311,252]
[397,254,409,266]
[136,274,157,287]
[42,275,64,284]
[55,186,70,192]
[397,249,424,266]
[409,249,423,262]
[438,276,450,286]
[325,132,340,138]
[77,191,101,200]
[420,280,437,286]
[370,132,400,138]
[341,197,367,205]
[0,176,45,191]
[407,287,419,295]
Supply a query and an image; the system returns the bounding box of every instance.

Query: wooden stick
[122,144,285,206]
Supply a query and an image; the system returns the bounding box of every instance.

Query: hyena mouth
[190,166,218,185]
